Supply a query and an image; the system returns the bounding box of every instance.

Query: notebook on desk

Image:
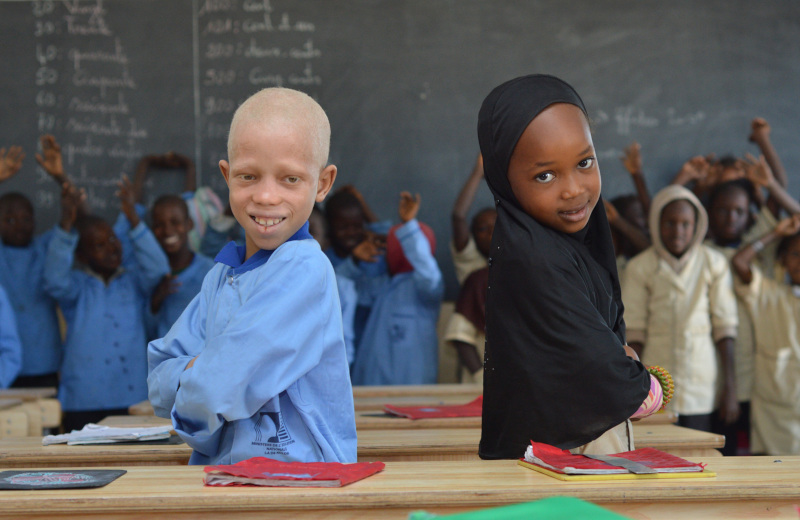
[518,441,716,481]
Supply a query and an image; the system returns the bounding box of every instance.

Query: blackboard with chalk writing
[1,0,799,297]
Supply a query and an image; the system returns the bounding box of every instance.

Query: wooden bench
[0,457,795,519]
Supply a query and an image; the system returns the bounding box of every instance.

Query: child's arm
[744,154,800,216]
[750,118,787,188]
[116,176,170,294]
[620,142,651,215]
[0,146,24,183]
[732,215,800,284]
[620,255,651,359]
[0,290,22,388]
[715,336,739,425]
[708,252,740,425]
[42,183,84,303]
[604,200,650,255]
[147,287,209,418]
[397,192,443,301]
[170,250,343,457]
[451,154,484,253]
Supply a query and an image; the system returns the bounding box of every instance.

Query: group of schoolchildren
[598,118,800,457]
[0,83,798,467]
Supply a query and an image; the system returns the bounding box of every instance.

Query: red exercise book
[203,457,385,487]
[518,441,715,481]
[382,396,483,419]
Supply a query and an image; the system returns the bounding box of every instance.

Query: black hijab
[477,74,650,459]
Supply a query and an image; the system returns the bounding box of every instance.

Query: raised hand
[116,174,140,228]
[35,135,66,184]
[743,153,774,188]
[749,117,770,144]
[351,231,386,263]
[620,142,643,175]
[775,214,800,237]
[0,146,25,183]
[398,191,421,223]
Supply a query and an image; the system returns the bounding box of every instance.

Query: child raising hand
[350,191,443,385]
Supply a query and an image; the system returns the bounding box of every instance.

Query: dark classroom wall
[2,0,799,297]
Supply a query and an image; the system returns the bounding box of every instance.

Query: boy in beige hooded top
[622,185,739,433]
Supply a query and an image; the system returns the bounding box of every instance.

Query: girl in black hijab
[478,74,660,459]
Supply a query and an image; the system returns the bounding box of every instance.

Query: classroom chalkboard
[2,0,799,298]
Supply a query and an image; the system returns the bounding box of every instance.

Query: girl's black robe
[477,74,651,459]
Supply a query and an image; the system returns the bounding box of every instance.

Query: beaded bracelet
[647,365,674,411]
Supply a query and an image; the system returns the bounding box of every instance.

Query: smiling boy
[147,88,356,465]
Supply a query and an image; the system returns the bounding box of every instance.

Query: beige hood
[648,185,708,273]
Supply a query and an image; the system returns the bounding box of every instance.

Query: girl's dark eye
[535,172,555,183]
[578,157,595,169]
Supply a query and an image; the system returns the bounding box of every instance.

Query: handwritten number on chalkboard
[32,1,55,17]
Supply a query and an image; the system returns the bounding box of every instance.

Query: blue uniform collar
[215,221,312,274]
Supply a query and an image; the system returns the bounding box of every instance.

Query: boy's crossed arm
[156,251,339,458]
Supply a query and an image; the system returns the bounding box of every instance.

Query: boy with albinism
[147,87,356,465]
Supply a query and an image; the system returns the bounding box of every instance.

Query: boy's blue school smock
[0,285,22,388]
[148,253,215,340]
[147,223,357,466]
[350,219,443,385]
[43,223,169,411]
[0,231,62,377]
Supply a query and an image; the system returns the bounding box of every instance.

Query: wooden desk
[0,437,190,468]
[356,424,721,462]
[0,457,796,519]
[7,423,718,468]
[128,400,154,416]
[0,387,57,402]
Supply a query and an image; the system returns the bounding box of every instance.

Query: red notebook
[203,457,385,487]
[519,441,713,481]
[383,396,483,419]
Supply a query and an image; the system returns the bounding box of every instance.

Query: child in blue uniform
[0,285,22,388]
[350,192,444,385]
[148,195,214,339]
[0,137,69,387]
[44,179,169,431]
[147,87,356,465]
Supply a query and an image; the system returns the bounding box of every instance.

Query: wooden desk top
[0,387,57,402]
[1,424,720,468]
[0,398,23,410]
[356,424,722,462]
[0,457,796,519]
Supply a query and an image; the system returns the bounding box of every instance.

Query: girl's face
[507,103,600,234]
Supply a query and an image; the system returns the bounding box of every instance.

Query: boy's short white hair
[227,88,331,170]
